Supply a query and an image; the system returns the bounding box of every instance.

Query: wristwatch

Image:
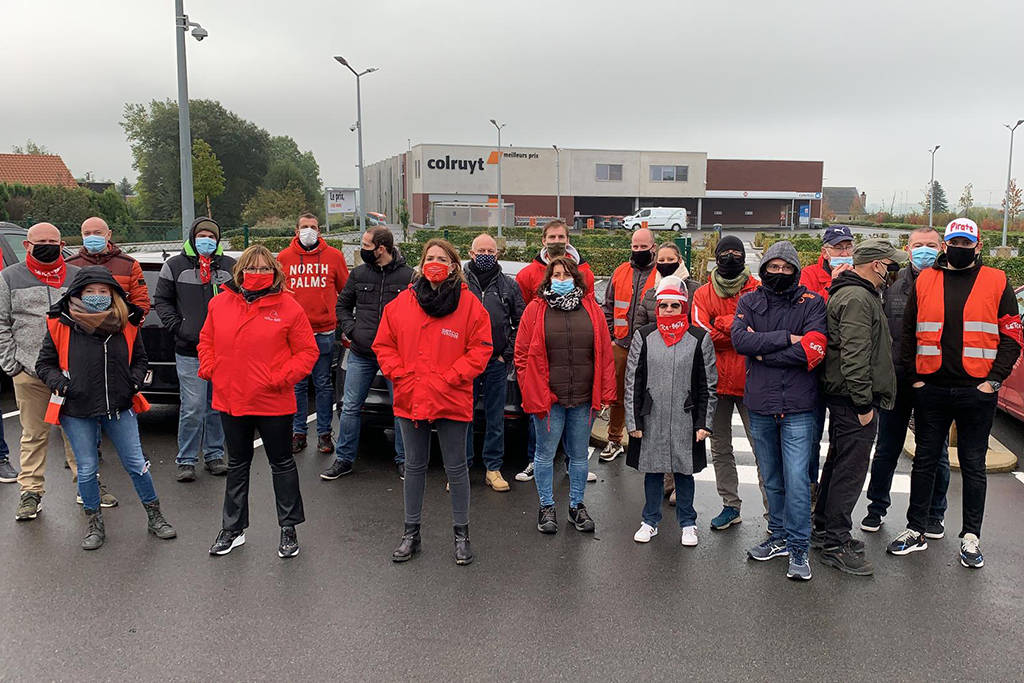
[986,380,1002,391]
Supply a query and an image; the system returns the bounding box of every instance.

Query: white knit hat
[655,275,687,302]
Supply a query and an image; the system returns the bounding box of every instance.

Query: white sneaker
[634,522,658,543]
[587,470,597,483]
[681,526,698,547]
[599,442,624,463]
[515,462,535,482]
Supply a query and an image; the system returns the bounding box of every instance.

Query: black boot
[144,500,177,539]
[392,523,421,562]
[454,524,473,565]
[82,509,105,551]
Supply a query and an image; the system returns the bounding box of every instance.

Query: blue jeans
[175,353,225,465]
[0,414,9,462]
[527,413,571,464]
[293,332,336,436]
[748,410,815,552]
[335,351,405,464]
[643,472,696,528]
[532,404,592,508]
[62,410,157,510]
[466,357,507,471]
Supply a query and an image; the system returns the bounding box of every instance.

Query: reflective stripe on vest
[611,262,656,340]
[915,266,1007,378]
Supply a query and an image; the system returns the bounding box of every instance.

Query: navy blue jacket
[731,283,827,415]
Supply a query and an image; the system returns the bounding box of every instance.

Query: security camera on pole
[490,119,506,238]
[335,56,378,234]
[174,0,209,240]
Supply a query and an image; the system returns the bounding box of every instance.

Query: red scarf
[656,312,689,347]
[198,255,212,284]
[25,253,67,288]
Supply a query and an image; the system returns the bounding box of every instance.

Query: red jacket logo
[265,310,282,323]
[441,328,459,340]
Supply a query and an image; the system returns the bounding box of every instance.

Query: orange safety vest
[915,265,1006,378]
[611,262,657,340]
[44,317,150,424]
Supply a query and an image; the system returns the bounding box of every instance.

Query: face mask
[656,262,679,278]
[31,243,61,263]
[298,227,319,247]
[761,271,797,293]
[81,294,112,312]
[656,311,688,347]
[874,262,900,289]
[945,245,977,269]
[474,253,497,271]
[242,272,274,291]
[360,247,379,266]
[910,246,938,270]
[830,255,853,268]
[422,262,450,283]
[195,237,218,256]
[716,253,745,279]
[550,278,575,295]
[630,249,654,268]
[83,235,107,254]
[546,243,567,258]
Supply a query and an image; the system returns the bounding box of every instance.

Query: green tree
[11,139,51,155]
[29,185,93,225]
[264,135,324,213]
[0,184,10,221]
[958,183,974,217]
[1004,178,1023,221]
[921,181,949,214]
[89,187,132,227]
[241,183,308,226]
[116,177,133,197]
[398,199,410,241]
[192,138,226,218]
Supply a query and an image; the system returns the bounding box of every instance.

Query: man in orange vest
[887,218,1021,569]
[600,227,657,462]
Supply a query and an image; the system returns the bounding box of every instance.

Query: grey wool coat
[623,323,718,474]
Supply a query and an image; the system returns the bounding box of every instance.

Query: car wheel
[671,223,682,231]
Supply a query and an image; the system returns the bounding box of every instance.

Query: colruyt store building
[364,144,824,229]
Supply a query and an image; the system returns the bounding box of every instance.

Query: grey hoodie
[759,240,802,278]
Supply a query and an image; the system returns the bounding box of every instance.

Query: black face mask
[716,253,745,278]
[945,245,977,269]
[360,247,379,266]
[31,243,61,263]
[656,262,678,278]
[761,271,797,293]
[631,249,654,268]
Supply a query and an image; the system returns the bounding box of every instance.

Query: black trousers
[220,414,305,531]
[911,384,996,538]
[813,404,877,547]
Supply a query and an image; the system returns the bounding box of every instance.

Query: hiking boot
[860,513,883,533]
[144,500,177,539]
[747,537,788,561]
[887,529,928,556]
[82,509,105,551]
[485,470,510,492]
[210,529,245,556]
[279,526,299,558]
[176,464,196,482]
[960,533,984,569]
[568,503,596,532]
[320,460,352,480]
[924,518,945,540]
[15,492,42,521]
[317,434,335,454]
[454,524,473,565]
[537,506,558,534]
[710,506,741,530]
[598,441,623,463]
[0,460,18,483]
[821,542,875,576]
[204,459,227,476]
[787,547,812,580]
[515,462,535,482]
[291,434,307,454]
[393,523,421,562]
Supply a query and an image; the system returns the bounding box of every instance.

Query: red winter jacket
[514,296,616,419]
[690,274,760,397]
[276,237,349,333]
[197,284,318,417]
[799,255,833,300]
[373,282,493,422]
[515,245,596,305]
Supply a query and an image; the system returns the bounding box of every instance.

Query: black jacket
[464,262,526,362]
[153,230,236,357]
[337,248,414,358]
[882,264,918,383]
[36,267,148,419]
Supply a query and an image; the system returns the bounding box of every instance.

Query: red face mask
[656,311,688,347]
[422,262,450,283]
[242,272,274,291]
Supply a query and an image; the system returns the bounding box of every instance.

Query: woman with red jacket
[374,239,492,566]
[514,256,616,535]
[198,245,318,560]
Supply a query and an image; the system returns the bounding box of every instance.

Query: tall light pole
[335,56,378,233]
[174,1,208,239]
[1002,119,1024,247]
[928,145,940,228]
[490,119,505,237]
[552,144,561,221]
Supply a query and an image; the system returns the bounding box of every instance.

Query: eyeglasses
[243,266,274,274]
[764,263,795,274]
[825,243,854,255]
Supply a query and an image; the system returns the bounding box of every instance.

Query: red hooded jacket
[515,245,596,305]
[799,255,833,300]
[276,237,349,333]
[514,296,616,419]
[197,284,319,416]
[373,282,493,422]
[690,274,760,397]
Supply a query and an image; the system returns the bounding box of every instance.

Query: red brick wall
[707,159,824,192]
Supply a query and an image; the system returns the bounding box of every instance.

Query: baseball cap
[853,238,909,266]
[944,218,979,243]
[823,225,854,246]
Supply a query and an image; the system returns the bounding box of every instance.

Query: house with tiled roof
[822,186,867,221]
[0,154,78,189]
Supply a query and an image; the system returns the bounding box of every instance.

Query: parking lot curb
[903,431,1018,473]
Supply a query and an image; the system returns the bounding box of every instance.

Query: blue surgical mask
[910,246,938,270]
[81,294,112,312]
[830,256,853,267]
[550,278,574,295]
[195,237,218,256]
[83,235,107,254]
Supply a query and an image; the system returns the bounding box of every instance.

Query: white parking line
[1014,472,1024,487]
[3,410,19,420]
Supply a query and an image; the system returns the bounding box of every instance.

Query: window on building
[414,160,420,179]
[713,210,723,216]
[744,210,754,216]
[596,164,623,182]
[650,165,689,182]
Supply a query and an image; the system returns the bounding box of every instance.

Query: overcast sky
[4,0,1023,213]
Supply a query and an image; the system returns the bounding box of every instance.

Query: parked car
[0,222,76,267]
[997,285,1024,421]
[623,207,688,231]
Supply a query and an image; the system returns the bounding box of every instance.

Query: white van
[623,207,688,231]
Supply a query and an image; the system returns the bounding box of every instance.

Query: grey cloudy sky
[4,0,1023,213]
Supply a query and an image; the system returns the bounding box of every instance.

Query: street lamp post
[174,0,208,239]
[1002,119,1024,247]
[335,56,378,234]
[552,145,560,221]
[928,145,940,228]
[490,119,506,237]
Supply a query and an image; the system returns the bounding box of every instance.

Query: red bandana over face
[656,311,689,347]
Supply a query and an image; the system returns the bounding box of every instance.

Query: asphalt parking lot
[1,395,1023,682]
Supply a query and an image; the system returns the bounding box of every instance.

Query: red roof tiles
[0,154,78,189]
